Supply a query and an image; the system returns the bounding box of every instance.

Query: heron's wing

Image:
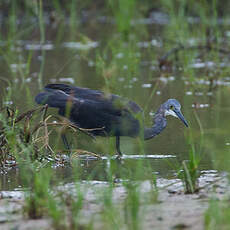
[45,84,106,100]
[36,85,143,136]
[35,89,82,109]
[44,83,143,115]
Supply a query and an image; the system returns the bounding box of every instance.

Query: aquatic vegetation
[24,168,52,219]
[177,109,203,194]
[178,152,200,194]
[123,181,141,230]
[0,104,101,170]
[205,198,230,230]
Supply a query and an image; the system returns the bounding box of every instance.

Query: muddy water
[0,12,230,190]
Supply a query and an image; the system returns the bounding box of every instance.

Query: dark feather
[35,84,142,137]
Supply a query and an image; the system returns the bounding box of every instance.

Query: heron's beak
[174,109,189,127]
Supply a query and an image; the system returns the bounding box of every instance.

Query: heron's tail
[35,90,70,108]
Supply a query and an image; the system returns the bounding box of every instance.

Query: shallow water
[0,8,230,191]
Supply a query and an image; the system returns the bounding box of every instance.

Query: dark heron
[35,84,188,156]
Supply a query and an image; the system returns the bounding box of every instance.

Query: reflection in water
[100,154,176,159]
[25,43,54,51]
[62,41,98,50]
[0,153,214,191]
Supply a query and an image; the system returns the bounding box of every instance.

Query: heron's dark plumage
[35,84,188,155]
[35,84,142,137]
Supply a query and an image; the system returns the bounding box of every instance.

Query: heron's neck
[144,107,167,140]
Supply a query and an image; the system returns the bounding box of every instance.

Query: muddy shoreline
[0,172,227,230]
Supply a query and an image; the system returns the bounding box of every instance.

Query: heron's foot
[115,154,122,160]
[115,154,125,165]
[115,150,123,161]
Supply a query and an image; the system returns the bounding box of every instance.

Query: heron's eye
[170,105,174,110]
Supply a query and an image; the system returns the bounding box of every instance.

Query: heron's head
[164,99,188,127]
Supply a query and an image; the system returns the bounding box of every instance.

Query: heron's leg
[116,136,122,158]
[61,134,71,151]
